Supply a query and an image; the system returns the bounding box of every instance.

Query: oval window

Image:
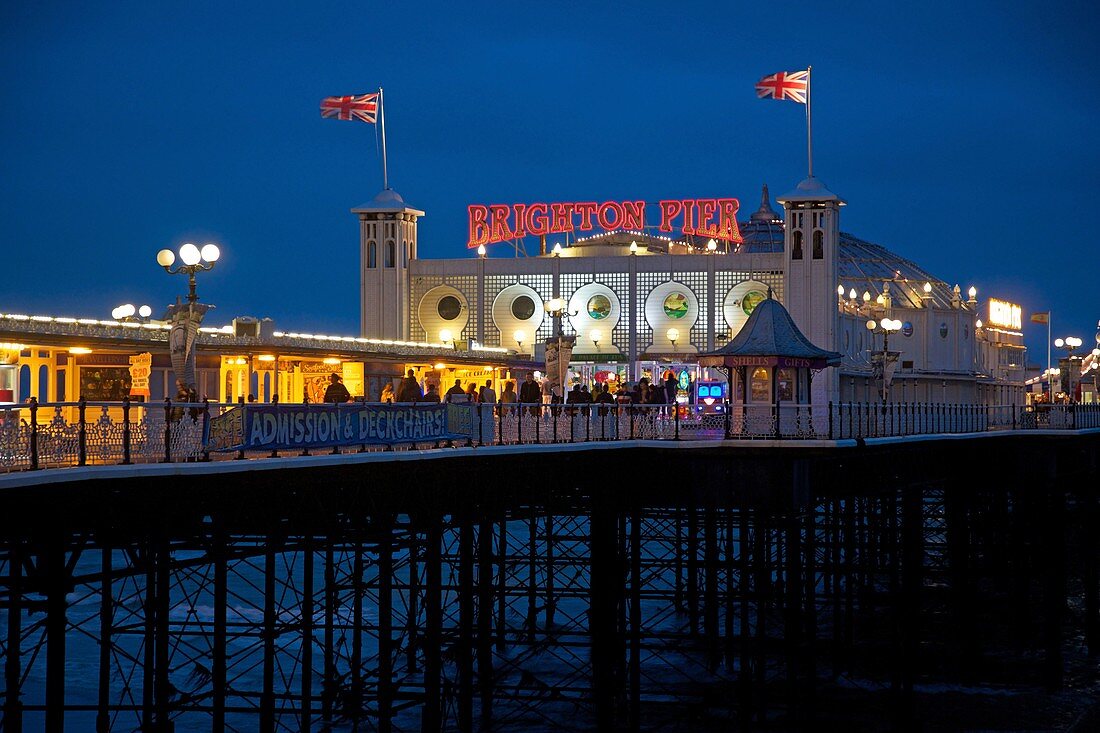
[741,290,767,317]
[587,294,611,320]
[663,292,689,319]
[511,295,536,321]
[939,322,948,339]
[437,295,462,321]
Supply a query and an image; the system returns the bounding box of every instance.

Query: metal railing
[1,398,1096,474]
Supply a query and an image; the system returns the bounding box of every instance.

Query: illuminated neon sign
[988,298,1022,330]
[467,198,742,249]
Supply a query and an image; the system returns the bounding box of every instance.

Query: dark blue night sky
[2,1,1098,364]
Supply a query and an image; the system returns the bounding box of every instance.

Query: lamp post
[156,242,219,303]
[1054,336,1083,402]
[157,242,219,392]
[544,297,577,397]
[866,317,902,408]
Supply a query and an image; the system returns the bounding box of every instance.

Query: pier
[2,427,1099,731]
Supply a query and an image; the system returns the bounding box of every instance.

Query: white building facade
[357,180,1026,406]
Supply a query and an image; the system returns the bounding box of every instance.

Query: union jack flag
[755,70,809,104]
[320,93,378,123]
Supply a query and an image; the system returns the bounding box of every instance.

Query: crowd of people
[372,369,685,410]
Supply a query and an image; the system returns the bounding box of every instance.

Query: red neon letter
[695,199,717,237]
[597,201,624,230]
[657,200,682,232]
[573,202,598,231]
[550,202,575,233]
[468,205,489,248]
[525,203,550,236]
[489,204,513,243]
[681,199,696,235]
[621,201,645,231]
[717,199,742,242]
[512,203,528,238]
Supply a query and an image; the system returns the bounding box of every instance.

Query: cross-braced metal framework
[2,436,1098,731]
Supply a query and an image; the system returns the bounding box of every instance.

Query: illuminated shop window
[751,367,770,402]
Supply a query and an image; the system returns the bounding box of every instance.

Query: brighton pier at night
[4,5,1100,730]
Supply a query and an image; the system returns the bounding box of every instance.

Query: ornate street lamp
[544,297,577,395]
[867,317,902,407]
[157,242,220,303]
[157,242,219,392]
[1054,336,1083,402]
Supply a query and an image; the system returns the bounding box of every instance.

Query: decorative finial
[766,285,774,299]
[751,184,780,222]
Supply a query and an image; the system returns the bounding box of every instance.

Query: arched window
[19,364,30,402]
[791,230,803,260]
[38,364,49,401]
[367,241,377,268]
[812,230,823,259]
[403,240,408,267]
[385,241,395,268]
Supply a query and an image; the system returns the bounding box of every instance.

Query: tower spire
[750,183,780,222]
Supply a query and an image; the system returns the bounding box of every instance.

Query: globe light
[1055,338,1065,348]
[552,243,562,256]
[976,319,983,328]
[545,297,565,314]
[179,243,201,266]
[666,327,679,345]
[707,238,717,252]
[111,306,124,320]
[156,249,176,267]
[629,241,638,254]
[439,329,453,344]
[120,304,135,318]
[200,243,220,263]
[590,329,602,345]
[866,319,877,330]
[138,305,152,318]
[477,244,486,257]
[514,329,526,347]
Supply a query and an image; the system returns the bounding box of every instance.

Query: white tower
[777,177,845,404]
[353,189,424,339]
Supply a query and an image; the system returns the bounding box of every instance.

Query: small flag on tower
[320,93,379,123]
[1030,311,1050,324]
[755,70,809,104]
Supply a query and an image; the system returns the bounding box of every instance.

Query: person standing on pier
[397,368,422,403]
[323,373,351,403]
[520,372,542,416]
[446,379,467,403]
[380,382,395,403]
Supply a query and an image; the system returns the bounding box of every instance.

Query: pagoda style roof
[699,293,842,369]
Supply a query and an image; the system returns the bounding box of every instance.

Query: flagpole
[806,66,813,179]
[379,86,389,190]
[1047,313,1052,400]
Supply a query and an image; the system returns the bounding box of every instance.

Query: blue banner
[206,403,478,452]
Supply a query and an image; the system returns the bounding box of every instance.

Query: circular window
[510,295,536,320]
[741,290,767,317]
[902,321,914,338]
[587,294,612,320]
[663,292,689,319]
[437,295,462,321]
